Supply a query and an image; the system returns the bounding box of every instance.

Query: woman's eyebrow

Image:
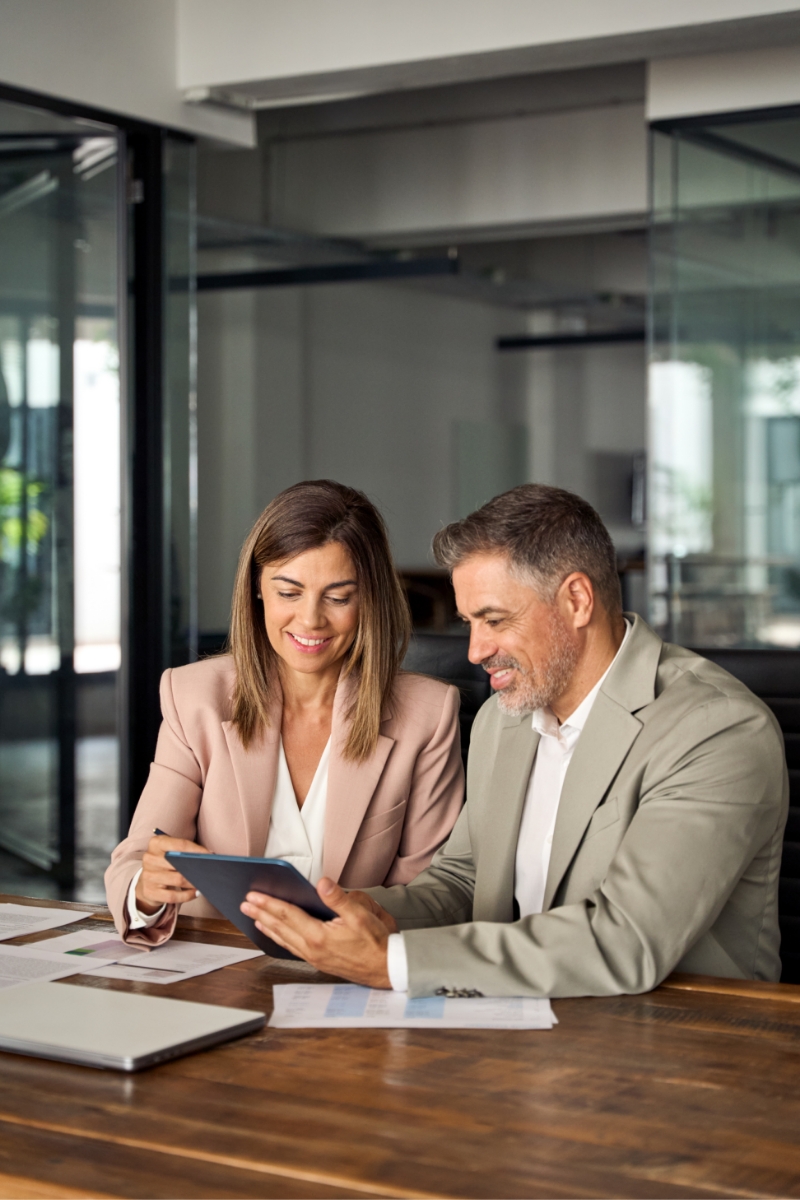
[270,575,357,588]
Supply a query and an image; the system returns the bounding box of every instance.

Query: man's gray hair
[432,484,623,615]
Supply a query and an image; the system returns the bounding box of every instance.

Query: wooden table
[0,896,799,1200]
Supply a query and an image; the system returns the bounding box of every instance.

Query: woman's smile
[286,631,334,653]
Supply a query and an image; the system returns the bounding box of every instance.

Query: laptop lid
[0,981,265,1072]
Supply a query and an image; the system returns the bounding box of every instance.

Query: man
[242,485,788,998]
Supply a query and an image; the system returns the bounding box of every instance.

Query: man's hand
[241,878,397,988]
[135,836,208,913]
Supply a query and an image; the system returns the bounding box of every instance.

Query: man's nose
[468,627,496,665]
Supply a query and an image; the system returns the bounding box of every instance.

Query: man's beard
[483,611,579,717]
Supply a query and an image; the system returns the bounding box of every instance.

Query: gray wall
[197,281,645,632]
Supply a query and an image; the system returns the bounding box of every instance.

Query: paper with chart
[0,944,115,989]
[270,984,557,1029]
[0,904,89,941]
[42,929,264,984]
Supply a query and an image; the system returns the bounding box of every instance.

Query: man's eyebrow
[271,575,357,588]
[456,605,511,619]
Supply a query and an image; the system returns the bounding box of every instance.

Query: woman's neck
[278,661,341,716]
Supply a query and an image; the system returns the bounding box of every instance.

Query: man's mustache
[481,654,522,673]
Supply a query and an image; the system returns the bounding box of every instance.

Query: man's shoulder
[653,641,772,718]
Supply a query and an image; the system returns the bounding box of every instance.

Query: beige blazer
[105,657,464,946]
[367,616,789,997]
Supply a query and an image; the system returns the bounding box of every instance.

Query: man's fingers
[317,878,377,931]
[241,894,323,956]
[343,889,399,934]
[317,877,348,910]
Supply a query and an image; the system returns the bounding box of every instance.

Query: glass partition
[0,98,121,892]
[0,100,197,898]
[650,112,800,646]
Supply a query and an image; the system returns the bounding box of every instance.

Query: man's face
[452,552,579,717]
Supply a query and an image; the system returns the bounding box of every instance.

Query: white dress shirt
[386,622,631,990]
[127,738,331,929]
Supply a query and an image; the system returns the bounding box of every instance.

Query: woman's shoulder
[386,670,459,729]
[163,654,237,718]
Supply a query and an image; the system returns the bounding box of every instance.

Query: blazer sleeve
[380,683,465,886]
[104,668,204,946]
[397,695,788,998]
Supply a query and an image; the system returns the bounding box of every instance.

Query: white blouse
[264,737,330,884]
[127,737,331,928]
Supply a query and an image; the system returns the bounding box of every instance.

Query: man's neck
[551,614,627,724]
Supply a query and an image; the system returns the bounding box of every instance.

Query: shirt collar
[531,618,632,739]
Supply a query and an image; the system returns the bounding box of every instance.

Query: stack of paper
[270,983,557,1029]
[0,945,115,989]
[0,904,89,941]
[41,929,263,984]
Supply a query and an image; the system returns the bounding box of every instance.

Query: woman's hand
[135,836,208,914]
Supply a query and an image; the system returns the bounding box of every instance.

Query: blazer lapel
[323,673,395,882]
[542,615,661,910]
[543,696,641,910]
[476,717,539,921]
[222,688,282,856]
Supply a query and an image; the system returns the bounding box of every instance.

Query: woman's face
[259,542,360,679]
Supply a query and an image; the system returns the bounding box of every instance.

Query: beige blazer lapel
[323,673,395,882]
[542,614,663,910]
[475,716,539,921]
[222,688,282,857]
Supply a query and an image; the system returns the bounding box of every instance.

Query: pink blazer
[105,656,464,945]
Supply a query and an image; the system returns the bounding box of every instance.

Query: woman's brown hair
[229,480,411,761]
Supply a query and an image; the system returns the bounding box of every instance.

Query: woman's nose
[297,596,327,629]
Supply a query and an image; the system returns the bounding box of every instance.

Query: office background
[0,2,798,946]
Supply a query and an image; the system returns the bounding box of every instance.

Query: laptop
[0,981,265,1072]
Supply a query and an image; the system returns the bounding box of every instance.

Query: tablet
[166,853,336,959]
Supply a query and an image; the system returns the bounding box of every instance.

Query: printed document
[0,904,89,941]
[270,984,557,1029]
[0,944,115,989]
[43,929,263,984]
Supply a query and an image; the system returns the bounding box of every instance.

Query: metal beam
[497,329,645,351]
[196,257,458,291]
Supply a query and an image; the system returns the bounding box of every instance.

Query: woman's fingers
[146,835,207,858]
[137,837,208,908]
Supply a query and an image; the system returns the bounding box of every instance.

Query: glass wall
[0,97,197,899]
[0,98,121,894]
[650,112,800,647]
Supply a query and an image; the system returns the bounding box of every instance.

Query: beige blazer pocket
[582,796,620,843]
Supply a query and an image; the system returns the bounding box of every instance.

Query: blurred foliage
[0,468,48,561]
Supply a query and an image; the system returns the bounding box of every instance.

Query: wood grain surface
[1,896,799,1199]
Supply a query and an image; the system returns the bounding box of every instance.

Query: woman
[105,480,464,946]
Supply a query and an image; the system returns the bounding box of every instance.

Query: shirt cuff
[126,868,167,930]
[386,932,409,992]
